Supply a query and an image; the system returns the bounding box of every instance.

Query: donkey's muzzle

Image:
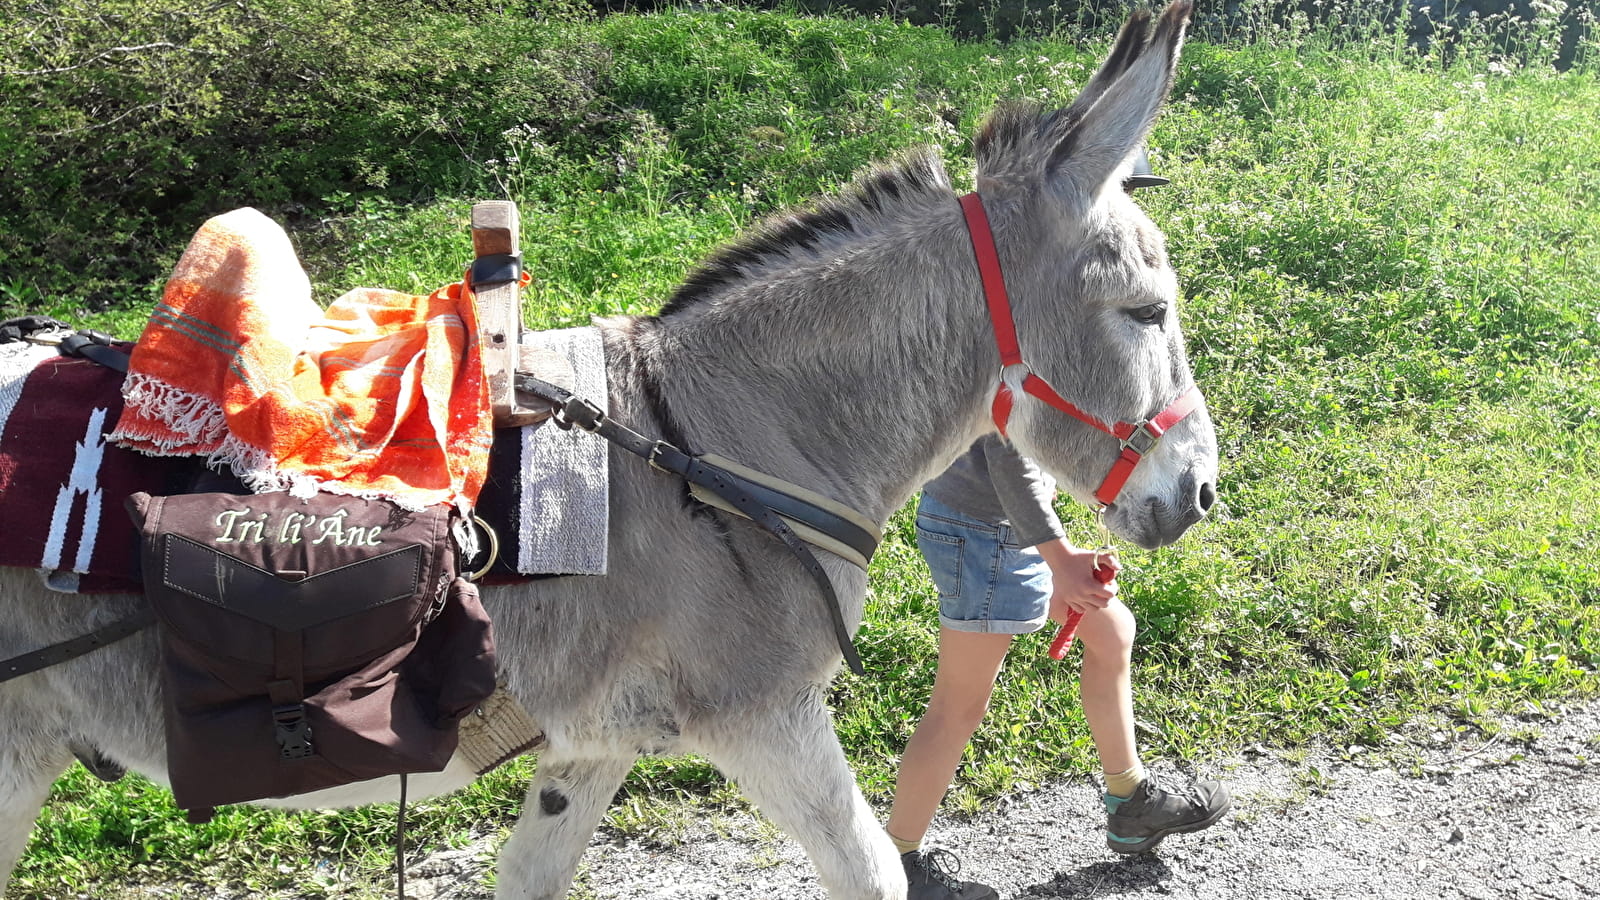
[1129,471,1215,549]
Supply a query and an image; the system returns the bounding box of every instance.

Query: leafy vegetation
[4,0,1597,897]
[0,0,600,307]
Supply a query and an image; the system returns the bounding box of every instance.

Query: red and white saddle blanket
[0,342,179,592]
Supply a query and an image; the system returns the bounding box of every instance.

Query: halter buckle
[1122,422,1161,456]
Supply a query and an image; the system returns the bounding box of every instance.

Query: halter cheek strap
[958,191,1204,508]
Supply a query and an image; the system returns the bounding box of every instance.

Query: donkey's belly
[250,755,484,810]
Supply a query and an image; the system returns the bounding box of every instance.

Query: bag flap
[159,536,424,631]
[130,491,454,661]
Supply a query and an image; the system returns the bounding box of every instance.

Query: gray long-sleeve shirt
[922,435,1065,549]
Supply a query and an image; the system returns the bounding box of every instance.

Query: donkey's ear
[1046,1,1190,202]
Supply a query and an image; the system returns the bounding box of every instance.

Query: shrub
[0,0,610,309]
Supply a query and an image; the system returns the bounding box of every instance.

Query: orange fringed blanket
[109,208,492,511]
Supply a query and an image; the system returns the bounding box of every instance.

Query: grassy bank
[6,4,1598,898]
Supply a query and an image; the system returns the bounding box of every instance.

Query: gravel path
[401,696,1599,900]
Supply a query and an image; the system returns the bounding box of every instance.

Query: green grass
[7,3,1600,898]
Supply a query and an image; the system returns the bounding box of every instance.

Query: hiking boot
[901,848,998,900]
[1103,775,1232,854]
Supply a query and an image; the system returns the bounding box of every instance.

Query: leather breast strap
[515,373,871,677]
[1,606,156,685]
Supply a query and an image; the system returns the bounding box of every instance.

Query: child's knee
[925,688,994,728]
[1080,603,1136,658]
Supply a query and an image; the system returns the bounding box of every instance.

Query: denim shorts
[914,493,1052,635]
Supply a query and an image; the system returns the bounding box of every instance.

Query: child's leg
[896,494,1048,847]
[1076,599,1232,853]
[1075,598,1139,778]
[885,628,1013,847]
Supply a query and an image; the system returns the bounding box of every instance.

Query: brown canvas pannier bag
[126,490,497,814]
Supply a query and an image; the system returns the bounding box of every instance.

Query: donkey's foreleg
[701,686,905,900]
[0,740,73,891]
[493,751,636,900]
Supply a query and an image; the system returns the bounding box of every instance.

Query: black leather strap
[57,331,131,373]
[684,458,865,676]
[0,320,130,372]
[0,315,69,343]
[0,607,156,684]
[693,462,878,566]
[515,374,867,676]
[517,375,879,564]
[469,253,522,288]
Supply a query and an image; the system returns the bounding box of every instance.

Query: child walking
[888,435,1231,899]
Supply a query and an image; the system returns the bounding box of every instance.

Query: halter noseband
[958,192,1204,509]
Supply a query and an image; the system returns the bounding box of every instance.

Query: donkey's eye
[1130,303,1168,325]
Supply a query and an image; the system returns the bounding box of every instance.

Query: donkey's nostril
[1197,481,1216,514]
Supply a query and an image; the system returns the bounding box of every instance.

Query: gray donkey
[0,3,1214,897]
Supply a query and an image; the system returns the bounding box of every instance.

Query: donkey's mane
[655,99,1097,320]
[656,146,952,317]
[974,100,1082,176]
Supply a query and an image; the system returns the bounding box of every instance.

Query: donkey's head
[969,1,1216,549]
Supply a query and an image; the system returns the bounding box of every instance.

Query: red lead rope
[1047,557,1119,659]
[958,191,1204,509]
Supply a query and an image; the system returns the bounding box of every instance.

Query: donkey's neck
[634,196,1000,527]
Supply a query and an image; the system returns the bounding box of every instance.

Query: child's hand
[1036,539,1118,625]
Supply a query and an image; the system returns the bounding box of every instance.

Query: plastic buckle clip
[272,704,315,760]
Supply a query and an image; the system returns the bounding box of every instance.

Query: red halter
[958,192,1205,508]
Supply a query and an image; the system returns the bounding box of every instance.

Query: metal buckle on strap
[22,328,74,346]
[553,397,605,433]
[647,441,674,473]
[1122,422,1161,456]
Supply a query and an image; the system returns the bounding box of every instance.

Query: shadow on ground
[1021,853,1174,898]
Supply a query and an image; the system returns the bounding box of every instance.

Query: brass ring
[467,515,500,582]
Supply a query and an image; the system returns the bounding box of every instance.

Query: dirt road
[394,696,1599,900]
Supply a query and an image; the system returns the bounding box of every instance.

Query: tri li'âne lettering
[212,506,383,547]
